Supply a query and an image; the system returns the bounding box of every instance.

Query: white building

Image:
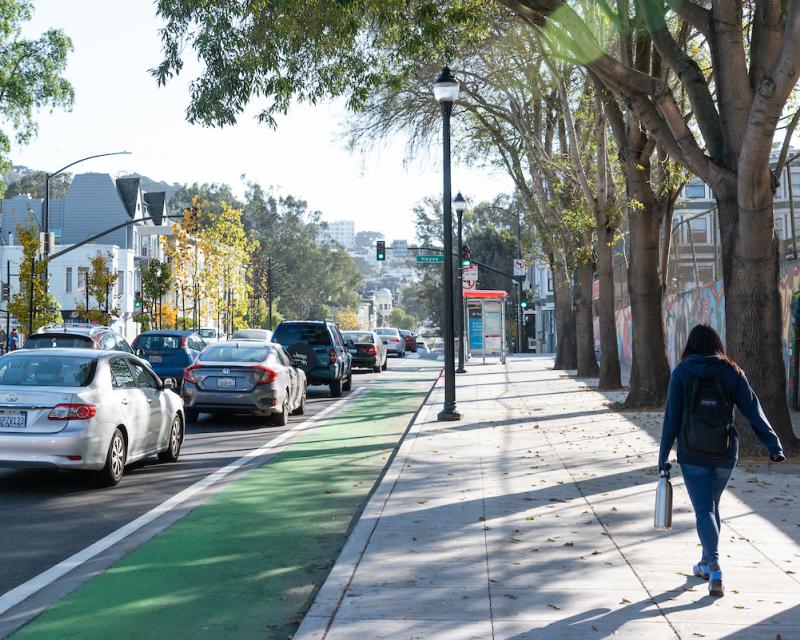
[0,173,172,339]
[374,288,393,326]
[320,220,355,250]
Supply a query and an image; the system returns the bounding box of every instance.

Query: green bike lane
[12,362,439,640]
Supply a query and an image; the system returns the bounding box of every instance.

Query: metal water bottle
[654,468,673,530]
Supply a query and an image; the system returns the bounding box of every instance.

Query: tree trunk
[597,218,622,389]
[553,260,577,370]
[624,169,671,407]
[574,261,599,378]
[718,193,800,455]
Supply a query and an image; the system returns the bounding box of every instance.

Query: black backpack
[680,374,734,458]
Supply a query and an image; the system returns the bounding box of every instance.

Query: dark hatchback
[271,320,352,397]
[132,330,206,387]
[342,331,387,373]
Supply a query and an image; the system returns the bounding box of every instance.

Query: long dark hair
[681,324,742,373]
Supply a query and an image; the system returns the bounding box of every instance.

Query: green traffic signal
[520,300,528,309]
[461,259,470,267]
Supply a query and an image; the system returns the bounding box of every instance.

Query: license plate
[348,348,358,354]
[149,354,162,363]
[0,410,26,429]
[217,377,236,389]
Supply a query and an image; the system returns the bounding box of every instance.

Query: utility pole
[268,255,273,331]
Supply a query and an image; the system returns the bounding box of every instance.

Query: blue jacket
[659,355,783,468]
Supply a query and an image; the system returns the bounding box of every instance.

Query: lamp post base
[456,366,467,374]
[437,406,461,421]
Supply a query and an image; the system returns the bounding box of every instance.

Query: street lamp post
[433,66,461,421]
[454,192,467,374]
[42,151,131,292]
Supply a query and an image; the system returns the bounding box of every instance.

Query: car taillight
[366,345,377,355]
[49,404,97,420]
[391,338,401,343]
[329,348,338,364]
[184,364,202,384]
[254,366,278,385]
[181,336,188,348]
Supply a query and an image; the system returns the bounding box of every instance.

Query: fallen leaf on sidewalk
[504,593,518,600]
[734,605,747,610]
[563,542,575,547]
[619,598,631,604]
[547,603,561,610]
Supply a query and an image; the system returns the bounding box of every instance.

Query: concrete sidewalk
[295,355,800,640]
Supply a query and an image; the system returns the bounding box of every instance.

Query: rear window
[198,329,217,339]
[135,335,181,351]
[0,355,97,387]
[272,324,332,346]
[198,344,272,363]
[343,332,373,344]
[25,334,93,349]
[375,329,397,336]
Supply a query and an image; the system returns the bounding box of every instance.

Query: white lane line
[0,387,367,616]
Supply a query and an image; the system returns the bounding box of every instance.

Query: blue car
[132,330,207,388]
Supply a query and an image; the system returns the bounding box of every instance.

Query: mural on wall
[614,263,800,399]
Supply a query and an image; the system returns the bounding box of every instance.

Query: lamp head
[433,66,460,104]
[453,192,467,215]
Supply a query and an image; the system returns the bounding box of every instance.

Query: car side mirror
[162,377,177,391]
[135,348,145,357]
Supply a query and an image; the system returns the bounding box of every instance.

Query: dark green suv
[271,320,353,397]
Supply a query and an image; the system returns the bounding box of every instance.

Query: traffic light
[1,283,8,301]
[461,243,471,267]
[376,240,386,261]
[520,299,529,309]
[133,291,143,318]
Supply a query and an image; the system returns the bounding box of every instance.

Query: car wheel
[382,358,388,371]
[329,377,343,397]
[373,363,381,373]
[184,408,199,424]
[291,388,306,416]
[98,428,126,487]
[272,394,289,426]
[342,372,352,392]
[158,415,183,463]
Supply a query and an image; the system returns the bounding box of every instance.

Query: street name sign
[416,255,444,263]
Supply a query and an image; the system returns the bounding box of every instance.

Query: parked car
[181,341,306,425]
[131,330,206,389]
[399,329,417,353]
[0,349,184,486]
[23,324,134,353]
[342,331,387,373]
[416,339,428,353]
[197,327,225,344]
[231,328,273,341]
[374,328,406,357]
[271,320,352,397]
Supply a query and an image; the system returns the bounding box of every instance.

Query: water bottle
[654,468,673,530]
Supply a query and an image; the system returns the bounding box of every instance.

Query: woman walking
[659,324,785,597]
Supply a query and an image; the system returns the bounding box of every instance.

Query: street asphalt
[1,356,440,640]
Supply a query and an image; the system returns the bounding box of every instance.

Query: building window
[689,218,709,244]
[65,267,72,293]
[685,182,706,199]
[117,270,124,296]
[141,236,149,257]
[51,228,62,245]
[78,267,89,292]
[546,271,553,292]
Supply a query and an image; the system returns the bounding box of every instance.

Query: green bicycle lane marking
[13,371,437,640]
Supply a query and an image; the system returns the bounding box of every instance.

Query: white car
[374,327,406,357]
[0,349,185,486]
[198,327,225,344]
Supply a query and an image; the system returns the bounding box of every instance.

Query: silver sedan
[0,349,185,487]
[181,341,306,425]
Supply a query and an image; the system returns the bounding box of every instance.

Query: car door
[277,347,299,408]
[128,359,164,452]
[108,356,149,458]
[333,328,349,377]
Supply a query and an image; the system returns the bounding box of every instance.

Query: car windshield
[232,330,268,339]
[198,344,272,363]
[375,329,396,336]
[343,332,373,344]
[0,355,97,387]
[272,324,331,346]
[25,334,93,349]
[135,335,182,350]
[198,329,216,338]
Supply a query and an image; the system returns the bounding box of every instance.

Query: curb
[293,375,442,639]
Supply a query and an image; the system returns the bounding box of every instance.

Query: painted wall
[614,262,800,383]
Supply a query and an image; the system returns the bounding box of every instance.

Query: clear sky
[11,0,512,244]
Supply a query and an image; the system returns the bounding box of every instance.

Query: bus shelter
[463,289,508,364]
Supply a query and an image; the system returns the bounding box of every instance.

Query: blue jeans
[680,463,734,569]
